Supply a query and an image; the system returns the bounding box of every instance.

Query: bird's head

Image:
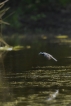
[39,52,44,55]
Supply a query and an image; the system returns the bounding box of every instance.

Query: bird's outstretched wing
[51,55,57,61]
[44,53,57,61]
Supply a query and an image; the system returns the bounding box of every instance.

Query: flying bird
[39,52,57,61]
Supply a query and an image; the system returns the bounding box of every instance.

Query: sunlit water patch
[1,65,71,106]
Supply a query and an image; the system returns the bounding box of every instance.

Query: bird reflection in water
[46,90,59,101]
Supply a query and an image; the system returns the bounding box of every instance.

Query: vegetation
[0,0,10,47]
[3,0,71,30]
[0,0,71,40]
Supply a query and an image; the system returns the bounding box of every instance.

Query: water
[0,39,71,106]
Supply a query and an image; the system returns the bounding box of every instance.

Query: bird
[39,52,57,61]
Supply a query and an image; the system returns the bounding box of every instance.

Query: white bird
[39,52,57,61]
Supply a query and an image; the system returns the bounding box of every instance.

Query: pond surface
[0,39,71,106]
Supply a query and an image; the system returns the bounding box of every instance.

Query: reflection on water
[1,40,71,106]
[0,51,14,105]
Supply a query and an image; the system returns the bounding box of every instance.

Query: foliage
[0,0,9,25]
[0,0,10,47]
[2,0,71,29]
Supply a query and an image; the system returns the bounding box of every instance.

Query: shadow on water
[1,38,71,106]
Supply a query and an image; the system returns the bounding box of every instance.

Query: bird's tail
[51,56,57,61]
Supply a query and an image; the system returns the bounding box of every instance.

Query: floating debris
[0,46,13,51]
[26,45,31,49]
[0,45,24,51]
[56,35,68,39]
[41,35,47,39]
[13,45,24,51]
